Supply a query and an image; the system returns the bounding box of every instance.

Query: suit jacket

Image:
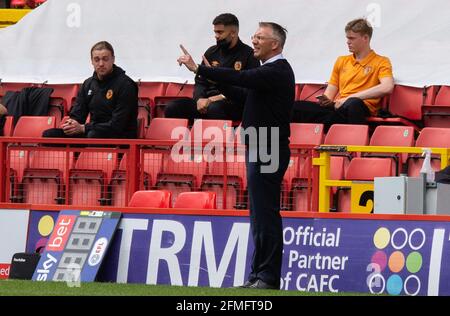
[197,59,295,148]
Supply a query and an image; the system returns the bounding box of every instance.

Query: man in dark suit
[178,22,295,290]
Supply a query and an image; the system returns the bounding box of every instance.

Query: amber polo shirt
[328,50,393,115]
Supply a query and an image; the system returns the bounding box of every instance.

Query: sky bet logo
[35,215,76,281]
[366,227,447,296]
[46,215,76,251]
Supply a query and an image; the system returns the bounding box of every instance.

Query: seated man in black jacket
[43,41,138,139]
[164,13,259,122]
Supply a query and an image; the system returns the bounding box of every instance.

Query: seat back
[174,191,216,209]
[370,125,415,168]
[165,82,195,98]
[290,123,324,146]
[2,116,14,137]
[370,125,414,147]
[388,85,430,121]
[345,158,394,181]
[137,97,152,128]
[74,151,118,181]
[129,190,172,208]
[137,82,167,100]
[297,83,326,102]
[146,118,189,140]
[415,127,450,148]
[338,157,394,212]
[48,98,66,127]
[324,124,369,146]
[190,119,234,144]
[46,84,78,112]
[29,150,74,172]
[407,127,450,177]
[13,116,56,138]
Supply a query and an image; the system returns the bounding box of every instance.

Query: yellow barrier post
[314,145,450,213]
[313,151,331,213]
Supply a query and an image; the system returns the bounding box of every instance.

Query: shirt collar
[261,53,285,65]
[351,50,376,66]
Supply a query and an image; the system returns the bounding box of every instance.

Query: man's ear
[272,40,280,51]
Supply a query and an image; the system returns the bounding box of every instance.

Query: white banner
[0,210,29,263]
[0,0,449,87]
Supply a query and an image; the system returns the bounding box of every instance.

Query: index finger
[180,44,189,55]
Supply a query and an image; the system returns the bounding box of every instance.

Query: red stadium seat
[136,82,167,119]
[69,151,118,206]
[423,85,450,128]
[366,85,435,131]
[109,155,128,207]
[13,116,56,138]
[145,117,189,141]
[289,123,324,211]
[34,0,47,7]
[10,0,27,9]
[324,124,369,146]
[323,124,369,211]
[45,84,78,115]
[165,82,194,98]
[156,153,207,207]
[8,149,29,203]
[200,125,246,209]
[153,82,193,118]
[337,157,394,212]
[138,97,153,128]
[190,119,234,145]
[142,152,163,188]
[367,125,415,175]
[137,82,167,100]
[297,83,326,102]
[294,84,303,100]
[142,117,189,191]
[174,191,216,209]
[22,150,74,204]
[202,151,246,210]
[2,116,14,137]
[290,123,324,146]
[128,190,172,208]
[48,97,66,127]
[0,82,31,93]
[407,127,450,177]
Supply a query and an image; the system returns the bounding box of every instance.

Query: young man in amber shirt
[292,18,394,130]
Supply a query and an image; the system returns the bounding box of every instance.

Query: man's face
[91,49,115,79]
[346,31,369,54]
[251,26,277,62]
[214,24,234,47]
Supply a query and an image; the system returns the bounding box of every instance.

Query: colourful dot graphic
[371,250,387,271]
[387,275,403,295]
[373,227,390,249]
[406,252,423,273]
[38,215,54,237]
[388,251,405,273]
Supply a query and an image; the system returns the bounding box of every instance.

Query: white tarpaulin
[0,0,449,86]
[0,210,29,264]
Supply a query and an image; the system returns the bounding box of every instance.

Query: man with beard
[165,13,259,122]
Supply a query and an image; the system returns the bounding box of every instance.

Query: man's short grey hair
[259,22,287,48]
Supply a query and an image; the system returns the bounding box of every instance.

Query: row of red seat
[4,116,450,211]
[129,190,217,209]
[298,83,450,129]
[1,82,448,134]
